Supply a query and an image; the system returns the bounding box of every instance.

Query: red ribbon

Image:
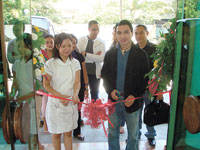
[36,91,114,136]
[36,90,171,137]
[36,90,73,101]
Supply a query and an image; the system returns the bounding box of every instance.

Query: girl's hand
[96,51,102,55]
[72,95,80,105]
[60,100,69,106]
[60,95,70,106]
[84,87,89,98]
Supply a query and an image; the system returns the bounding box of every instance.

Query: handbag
[144,98,170,127]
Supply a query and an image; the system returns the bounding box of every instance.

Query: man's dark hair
[88,20,98,28]
[118,20,133,32]
[135,24,148,32]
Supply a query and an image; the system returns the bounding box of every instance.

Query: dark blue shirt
[116,45,130,93]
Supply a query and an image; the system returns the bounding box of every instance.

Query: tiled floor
[0,141,166,150]
[39,122,168,143]
[42,140,166,150]
[38,121,168,149]
[38,81,169,149]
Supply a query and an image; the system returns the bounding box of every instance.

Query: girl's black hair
[44,34,54,39]
[23,33,32,50]
[53,32,72,60]
[69,34,78,43]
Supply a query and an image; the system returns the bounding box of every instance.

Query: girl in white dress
[43,33,80,150]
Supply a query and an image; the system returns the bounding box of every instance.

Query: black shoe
[125,139,128,143]
[40,120,44,127]
[74,135,85,141]
[148,138,156,147]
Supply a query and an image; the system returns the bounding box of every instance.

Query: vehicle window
[32,18,48,31]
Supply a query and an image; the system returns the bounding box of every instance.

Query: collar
[87,35,100,42]
[87,36,96,41]
[137,40,149,49]
[56,58,71,65]
[117,42,133,52]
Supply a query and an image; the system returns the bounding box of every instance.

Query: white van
[31,16,55,36]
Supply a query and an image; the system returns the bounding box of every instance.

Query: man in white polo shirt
[78,20,105,101]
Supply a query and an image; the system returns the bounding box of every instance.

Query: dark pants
[88,74,100,101]
[73,87,85,136]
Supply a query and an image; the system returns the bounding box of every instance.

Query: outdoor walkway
[39,80,169,150]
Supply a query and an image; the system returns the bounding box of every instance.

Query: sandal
[74,135,85,141]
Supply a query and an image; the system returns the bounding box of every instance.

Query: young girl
[41,34,54,132]
[70,34,88,141]
[41,34,54,60]
[43,33,80,150]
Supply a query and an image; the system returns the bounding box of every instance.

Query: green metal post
[185,20,195,97]
[166,22,183,150]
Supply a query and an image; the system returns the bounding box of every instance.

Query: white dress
[45,58,80,134]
